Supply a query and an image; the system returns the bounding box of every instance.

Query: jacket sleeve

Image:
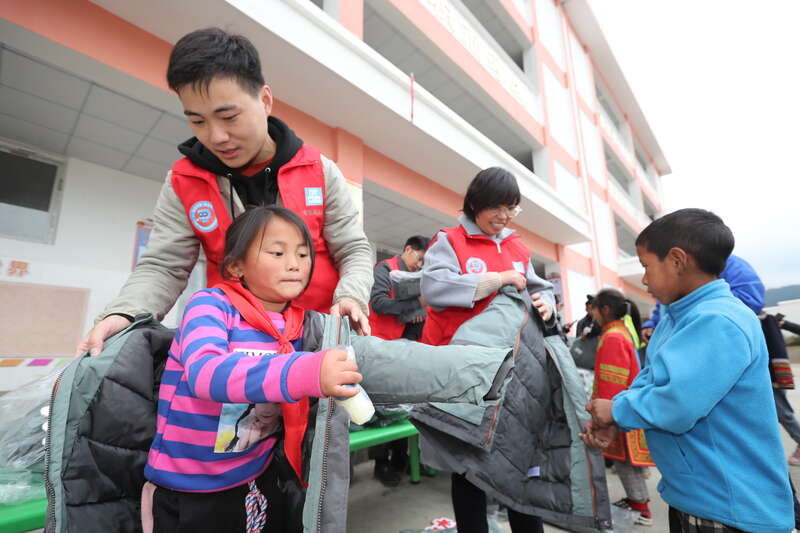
[97,173,200,323]
[612,313,753,434]
[642,303,661,329]
[320,156,374,314]
[781,320,800,336]
[593,334,632,400]
[420,231,482,309]
[370,262,416,316]
[176,291,325,403]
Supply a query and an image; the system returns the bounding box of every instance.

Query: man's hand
[330,298,371,336]
[641,327,654,343]
[531,292,553,322]
[585,399,615,427]
[580,418,618,449]
[75,315,132,357]
[319,348,363,397]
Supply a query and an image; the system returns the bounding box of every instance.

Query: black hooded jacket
[177,116,303,208]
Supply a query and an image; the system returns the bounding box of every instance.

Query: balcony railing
[418,0,540,119]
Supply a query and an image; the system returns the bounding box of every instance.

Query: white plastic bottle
[334,346,375,425]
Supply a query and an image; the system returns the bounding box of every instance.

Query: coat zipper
[483,300,528,446]
[316,317,343,533]
[43,369,67,533]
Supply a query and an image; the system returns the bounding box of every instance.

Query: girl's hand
[320,349,363,397]
[585,399,615,427]
[531,292,553,321]
[499,270,526,290]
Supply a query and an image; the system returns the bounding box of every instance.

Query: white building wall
[554,161,584,213]
[568,30,594,108]
[544,68,577,159]
[535,0,566,70]
[591,192,617,269]
[567,268,596,324]
[0,157,163,335]
[581,112,606,185]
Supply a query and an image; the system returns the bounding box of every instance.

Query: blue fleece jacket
[613,280,793,532]
[643,255,765,328]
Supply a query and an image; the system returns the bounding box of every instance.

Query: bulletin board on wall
[0,281,89,357]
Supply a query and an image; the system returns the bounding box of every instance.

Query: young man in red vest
[367,235,429,486]
[368,235,430,341]
[77,28,373,356]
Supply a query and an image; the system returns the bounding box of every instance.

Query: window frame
[0,141,65,245]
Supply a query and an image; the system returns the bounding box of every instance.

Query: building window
[0,145,63,244]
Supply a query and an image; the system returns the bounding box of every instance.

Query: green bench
[0,497,46,533]
[349,419,421,484]
[0,420,423,533]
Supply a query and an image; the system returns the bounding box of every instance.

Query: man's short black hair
[635,208,734,276]
[462,167,521,221]
[167,28,265,96]
[404,235,431,251]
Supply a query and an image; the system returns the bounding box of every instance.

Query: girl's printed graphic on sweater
[214,348,282,453]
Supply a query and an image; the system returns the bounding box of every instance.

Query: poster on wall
[132,219,153,270]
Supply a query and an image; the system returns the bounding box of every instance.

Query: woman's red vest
[368,256,407,340]
[419,226,530,346]
[170,145,339,313]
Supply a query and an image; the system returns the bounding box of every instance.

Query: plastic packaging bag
[608,504,638,533]
[0,468,45,504]
[0,369,59,471]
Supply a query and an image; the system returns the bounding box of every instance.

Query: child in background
[590,289,654,526]
[583,208,793,533]
[145,206,361,532]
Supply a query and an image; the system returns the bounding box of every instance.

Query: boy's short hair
[404,235,431,251]
[462,167,521,221]
[635,208,734,276]
[167,28,265,96]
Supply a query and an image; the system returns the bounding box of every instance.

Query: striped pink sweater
[145,288,325,492]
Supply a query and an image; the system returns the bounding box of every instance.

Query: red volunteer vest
[171,145,340,313]
[368,256,407,340]
[420,226,530,346]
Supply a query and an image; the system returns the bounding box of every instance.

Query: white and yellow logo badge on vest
[465,257,487,274]
[189,201,218,232]
[304,187,323,206]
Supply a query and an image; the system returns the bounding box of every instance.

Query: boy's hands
[579,399,617,449]
[319,349,363,398]
[580,419,618,449]
[586,399,615,426]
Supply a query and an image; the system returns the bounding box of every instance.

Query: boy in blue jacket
[582,208,793,533]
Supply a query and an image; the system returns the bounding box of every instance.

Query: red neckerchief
[216,280,310,486]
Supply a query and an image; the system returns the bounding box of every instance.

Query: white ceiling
[363,180,457,253]
[363,3,535,171]
[0,45,190,181]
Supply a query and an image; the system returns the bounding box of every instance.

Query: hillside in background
[765,285,800,307]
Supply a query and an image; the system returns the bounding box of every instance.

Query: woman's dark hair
[167,28,265,96]
[593,288,642,341]
[462,167,521,221]
[221,206,315,287]
[635,208,734,276]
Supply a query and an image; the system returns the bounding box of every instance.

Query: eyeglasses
[413,250,425,266]
[487,205,522,218]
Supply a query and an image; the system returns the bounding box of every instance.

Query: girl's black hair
[593,288,642,341]
[462,167,521,221]
[221,206,316,287]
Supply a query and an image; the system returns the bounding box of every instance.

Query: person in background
[590,289,655,526]
[640,254,764,342]
[367,234,430,486]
